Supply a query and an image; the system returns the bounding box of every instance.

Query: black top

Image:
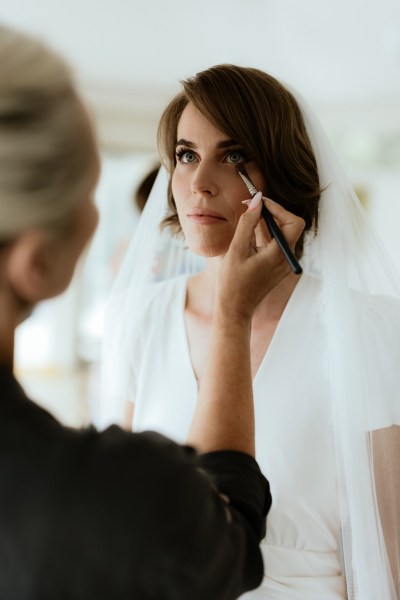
[0,365,271,599]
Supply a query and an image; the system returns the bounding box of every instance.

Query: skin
[172,103,267,258]
[187,192,305,454]
[171,102,302,384]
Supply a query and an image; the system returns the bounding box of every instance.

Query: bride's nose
[191,162,218,196]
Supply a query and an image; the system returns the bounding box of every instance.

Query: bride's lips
[186,207,227,224]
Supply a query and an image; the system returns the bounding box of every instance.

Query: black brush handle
[261,204,302,275]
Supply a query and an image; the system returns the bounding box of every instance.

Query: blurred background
[1,0,400,426]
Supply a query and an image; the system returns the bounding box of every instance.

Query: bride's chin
[184,229,233,258]
[187,242,230,259]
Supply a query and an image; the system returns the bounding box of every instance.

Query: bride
[101,65,400,599]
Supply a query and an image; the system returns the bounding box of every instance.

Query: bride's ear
[5,230,61,303]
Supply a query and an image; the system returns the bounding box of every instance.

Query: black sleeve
[166,448,271,599]
[199,450,271,542]
[37,428,270,600]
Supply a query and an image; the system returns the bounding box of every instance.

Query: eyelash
[175,146,250,165]
[175,148,196,164]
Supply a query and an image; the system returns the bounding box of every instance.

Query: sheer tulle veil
[99,79,400,599]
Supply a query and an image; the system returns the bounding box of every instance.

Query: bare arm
[187,196,305,455]
[123,400,134,431]
[370,425,400,594]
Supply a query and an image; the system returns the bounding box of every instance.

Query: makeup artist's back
[0,26,270,600]
[0,369,267,599]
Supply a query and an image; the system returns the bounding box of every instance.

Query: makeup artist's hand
[218,191,305,321]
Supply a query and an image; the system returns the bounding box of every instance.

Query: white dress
[130,271,398,599]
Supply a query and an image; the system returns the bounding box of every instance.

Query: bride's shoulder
[104,274,189,327]
[359,292,400,321]
[357,292,400,351]
[134,274,190,322]
[146,273,189,305]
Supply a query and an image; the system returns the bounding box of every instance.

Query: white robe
[130,273,344,598]
[130,271,399,598]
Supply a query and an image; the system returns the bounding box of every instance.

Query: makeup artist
[0,26,306,600]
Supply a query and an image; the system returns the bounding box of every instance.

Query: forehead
[177,102,227,142]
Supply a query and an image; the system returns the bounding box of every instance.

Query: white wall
[2,0,400,101]
[2,0,400,150]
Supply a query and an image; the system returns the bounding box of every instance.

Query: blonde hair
[0,26,97,241]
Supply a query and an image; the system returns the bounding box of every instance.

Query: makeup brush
[238,168,302,275]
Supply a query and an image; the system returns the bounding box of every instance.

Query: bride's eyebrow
[176,138,195,148]
[175,138,239,149]
[216,139,240,149]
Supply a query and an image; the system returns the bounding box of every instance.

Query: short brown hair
[157,64,321,258]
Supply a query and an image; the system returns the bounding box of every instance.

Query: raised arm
[187,194,305,455]
[174,194,305,597]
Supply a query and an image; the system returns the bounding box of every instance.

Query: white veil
[99,84,400,599]
[297,91,400,599]
[97,167,204,427]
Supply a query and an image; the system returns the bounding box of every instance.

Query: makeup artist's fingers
[231,192,263,258]
[254,200,272,247]
[263,198,305,250]
[220,195,301,320]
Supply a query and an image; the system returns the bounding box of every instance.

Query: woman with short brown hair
[102,63,400,599]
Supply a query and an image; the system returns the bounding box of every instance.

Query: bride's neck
[187,256,300,322]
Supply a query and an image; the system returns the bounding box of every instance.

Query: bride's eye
[176,149,198,164]
[225,149,248,164]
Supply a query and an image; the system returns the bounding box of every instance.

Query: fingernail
[248,191,262,210]
[241,199,251,206]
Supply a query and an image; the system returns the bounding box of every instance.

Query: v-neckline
[177,275,201,392]
[180,273,308,390]
[252,273,307,386]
